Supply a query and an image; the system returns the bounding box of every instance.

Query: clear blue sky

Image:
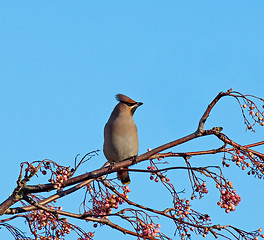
[1,1,264,239]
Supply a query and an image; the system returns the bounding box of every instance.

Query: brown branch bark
[6,179,95,214]
[209,131,264,159]
[197,89,232,133]
[152,140,264,159]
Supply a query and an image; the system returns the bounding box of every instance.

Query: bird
[103,94,143,185]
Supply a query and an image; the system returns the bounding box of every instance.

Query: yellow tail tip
[122,180,130,185]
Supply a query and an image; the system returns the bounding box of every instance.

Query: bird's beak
[130,102,143,115]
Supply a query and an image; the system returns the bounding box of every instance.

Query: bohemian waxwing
[103,94,143,185]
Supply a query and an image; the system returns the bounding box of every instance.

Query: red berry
[105,203,110,208]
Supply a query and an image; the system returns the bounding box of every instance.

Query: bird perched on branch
[103,94,143,185]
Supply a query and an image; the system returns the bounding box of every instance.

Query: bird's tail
[117,170,130,185]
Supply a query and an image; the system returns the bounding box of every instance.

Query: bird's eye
[126,102,135,107]
[121,101,135,107]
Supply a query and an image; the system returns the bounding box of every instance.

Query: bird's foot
[108,161,115,170]
[132,156,137,163]
[102,161,115,170]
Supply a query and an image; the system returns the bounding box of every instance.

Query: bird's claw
[108,162,115,170]
[132,156,137,163]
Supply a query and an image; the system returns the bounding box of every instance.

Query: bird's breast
[103,117,139,163]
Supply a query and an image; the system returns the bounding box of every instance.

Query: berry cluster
[217,189,241,213]
[39,162,72,190]
[25,161,73,191]
[233,154,247,167]
[176,218,210,239]
[223,150,264,179]
[242,103,264,130]
[189,182,209,201]
[195,182,208,195]
[178,200,209,220]
[247,161,264,178]
[50,169,71,190]
[223,151,250,171]
[167,197,212,239]
[147,165,170,183]
[86,185,130,217]
[28,209,71,239]
[175,199,191,218]
[137,222,161,238]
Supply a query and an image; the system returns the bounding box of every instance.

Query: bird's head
[116,94,143,115]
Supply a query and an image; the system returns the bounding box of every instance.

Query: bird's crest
[116,94,136,104]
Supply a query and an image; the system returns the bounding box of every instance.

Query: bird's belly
[105,135,139,163]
